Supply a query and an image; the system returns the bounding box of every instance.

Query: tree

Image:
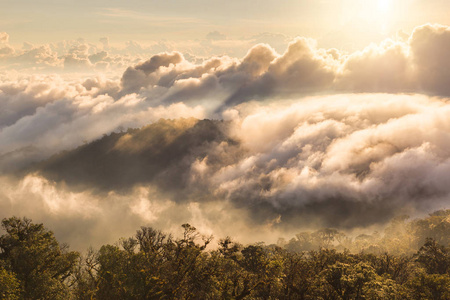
[71,248,98,300]
[94,223,214,299]
[408,270,450,300]
[280,251,315,299]
[415,238,449,274]
[322,262,377,300]
[0,217,79,299]
[0,267,21,300]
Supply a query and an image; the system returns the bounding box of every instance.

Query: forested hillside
[1,210,449,299]
[33,118,235,192]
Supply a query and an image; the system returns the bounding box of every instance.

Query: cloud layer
[1,23,450,249]
[26,94,450,229]
[115,24,450,111]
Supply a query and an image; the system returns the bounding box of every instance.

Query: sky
[2,0,450,51]
[1,0,450,250]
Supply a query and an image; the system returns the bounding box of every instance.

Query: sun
[378,0,392,12]
[376,0,393,33]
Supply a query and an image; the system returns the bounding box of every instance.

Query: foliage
[0,217,79,299]
[0,267,21,300]
[0,210,449,299]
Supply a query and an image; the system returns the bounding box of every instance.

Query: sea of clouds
[1,24,450,249]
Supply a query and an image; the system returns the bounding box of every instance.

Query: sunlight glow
[341,0,395,37]
[378,0,391,12]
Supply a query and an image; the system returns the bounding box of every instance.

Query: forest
[0,210,449,300]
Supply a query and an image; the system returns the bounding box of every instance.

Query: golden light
[377,0,393,33]
[341,0,395,35]
[378,0,392,12]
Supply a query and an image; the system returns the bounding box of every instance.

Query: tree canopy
[0,210,449,299]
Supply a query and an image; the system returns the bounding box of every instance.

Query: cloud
[4,24,450,175]
[0,74,80,128]
[249,32,290,54]
[0,38,137,73]
[11,94,448,233]
[113,23,450,112]
[120,51,184,93]
[207,95,450,228]
[2,23,450,249]
[0,173,282,250]
[0,73,205,172]
[3,23,449,85]
[0,45,14,57]
[409,24,450,95]
[336,40,413,93]
[0,32,8,43]
[206,31,227,41]
[223,38,336,108]
[99,37,110,50]
[116,39,336,109]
